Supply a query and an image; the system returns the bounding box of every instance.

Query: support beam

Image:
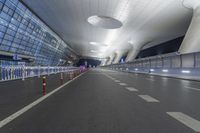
[179,0,200,54]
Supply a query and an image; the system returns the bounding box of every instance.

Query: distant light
[90,42,98,45]
[128,40,134,44]
[90,42,109,47]
[150,69,155,72]
[121,58,124,63]
[162,69,168,72]
[182,70,191,74]
[135,68,138,71]
[90,50,97,53]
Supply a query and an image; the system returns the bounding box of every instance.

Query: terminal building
[0,0,200,132]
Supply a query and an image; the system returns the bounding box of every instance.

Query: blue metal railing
[102,52,200,80]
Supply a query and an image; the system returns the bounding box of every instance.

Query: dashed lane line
[126,87,138,92]
[0,71,87,129]
[185,86,200,92]
[119,83,127,86]
[167,112,200,132]
[138,95,159,102]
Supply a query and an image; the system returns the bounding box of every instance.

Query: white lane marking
[126,87,138,92]
[185,86,200,91]
[138,95,159,102]
[119,83,127,86]
[115,80,120,83]
[146,78,155,81]
[102,73,116,81]
[0,72,86,129]
[167,112,200,132]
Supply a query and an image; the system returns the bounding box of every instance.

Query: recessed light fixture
[150,69,155,72]
[90,50,97,53]
[162,69,168,72]
[181,70,191,74]
[87,15,123,29]
[90,42,98,45]
[90,42,108,46]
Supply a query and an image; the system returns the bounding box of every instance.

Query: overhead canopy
[22,0,192,59]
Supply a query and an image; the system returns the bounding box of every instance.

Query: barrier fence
[103,52,200,79]
[0,66,83,81]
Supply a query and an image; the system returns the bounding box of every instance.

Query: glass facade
[0,0,76,66]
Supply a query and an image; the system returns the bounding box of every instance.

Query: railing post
[194,53,196,68]
[38,66,40,78]
[22,66,25,81]
[60,73,64,85]
[48,66,50,76]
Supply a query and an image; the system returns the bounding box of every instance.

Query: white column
[106,54,115,65]
[100,59,107,66]
[179,0,200,54]
[113,51,124,64]
[125,47,140,62]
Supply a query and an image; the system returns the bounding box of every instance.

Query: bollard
[60,73,64,85]
[42,76,46,96]
[22,67,25,81]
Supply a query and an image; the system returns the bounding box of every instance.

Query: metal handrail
[0,66,80,81]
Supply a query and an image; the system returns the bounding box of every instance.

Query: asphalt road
[1,69,200,133]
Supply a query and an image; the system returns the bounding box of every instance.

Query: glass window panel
[0,12,11,21]
[0,2,3,11]
[11,18,20,26]
[8,8,14,16]
[10,0,18,5]
[0,31,5,38]
[0,17,9,26]
[2,5,9,13]
[0,45,9,51]
[0,0,5,3]
[0,25,7,32]
[5,0,15,10]
[9,47,17,52]
[17,2,26,12]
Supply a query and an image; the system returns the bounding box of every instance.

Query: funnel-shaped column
[105,58,110,65]
[106,54,115,65]
[100,59,107,66]
[113,51,125,64]
[179,0,200,54]
[125,48,140,62]
[125,40,150,62]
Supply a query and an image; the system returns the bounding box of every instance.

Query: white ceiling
[22,0,192,59]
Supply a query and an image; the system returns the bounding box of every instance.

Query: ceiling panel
[22,0,192,58]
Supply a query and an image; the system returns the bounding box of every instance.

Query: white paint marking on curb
[0,72,86,129]
[126,87,138,92]
[167,112,200,132]
[138,95,159,102]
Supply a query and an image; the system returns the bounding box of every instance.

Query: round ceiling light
[88,16,123,29]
